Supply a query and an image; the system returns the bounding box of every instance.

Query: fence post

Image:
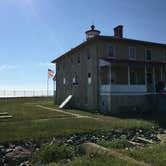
[3,90,6,98]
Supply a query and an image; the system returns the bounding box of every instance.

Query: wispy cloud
[0,65,20,71]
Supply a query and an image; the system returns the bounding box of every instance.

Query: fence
[0,90,54,98]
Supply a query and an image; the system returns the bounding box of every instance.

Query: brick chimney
[114,25,123,38]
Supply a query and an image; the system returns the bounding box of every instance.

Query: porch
[99,59,166,94]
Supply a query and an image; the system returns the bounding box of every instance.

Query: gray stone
[0,145,5,149]
[5,146,31,165]
[6,148,13,153]
[19,161,32,166]
[120,134,127,139]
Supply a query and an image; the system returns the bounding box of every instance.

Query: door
[147,71,154,92]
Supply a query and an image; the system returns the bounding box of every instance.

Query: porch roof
[101,58,166,66]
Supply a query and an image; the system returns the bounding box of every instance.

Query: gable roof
[51,36,166,63]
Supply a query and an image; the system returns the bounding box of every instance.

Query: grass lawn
[0,97,153,143]
[122,144,166,166]
[47,155,138,166]
[97,139,166,166]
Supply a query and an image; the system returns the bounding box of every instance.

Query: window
[108,45,115,57]
[87,49,91,60]
[73,73,78,85]
[100,66,109,84]
[130,71,137,84]
[88,72,92,85]
[56,65,59,71]
[71,57,73,64]
[145,49,152,60]
[77,56,80,63]
[63,77,66,85]
[129,47,136,60]
[111,71,116,84]
[164,51,166,62]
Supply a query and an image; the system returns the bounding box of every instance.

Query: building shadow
[113,110,166,128]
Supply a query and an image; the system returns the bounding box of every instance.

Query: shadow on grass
[113,110,166,128]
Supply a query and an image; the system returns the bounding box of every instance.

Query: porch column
[128,65,130,86]
[109,64,112,92]
[153,67,156,91]
[144,66,147,85]
[160,67,163,81]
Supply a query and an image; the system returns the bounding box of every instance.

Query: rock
[5,146,31,165]
[163,130,166,134]
[19,161,32,166]
[0,145,5,149]
[6,148,13,153]
[157,134,166,144]
[120,134,127,139]
[66,139,73,144]
[9,144,15,149]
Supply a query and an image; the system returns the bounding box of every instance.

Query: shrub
[38,144,74,164]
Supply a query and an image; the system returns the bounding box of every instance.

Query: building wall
[55,42,99,110]
[97,39,166,62]
[55,37,166,113]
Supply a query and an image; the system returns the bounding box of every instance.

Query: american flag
[48,69,54,78]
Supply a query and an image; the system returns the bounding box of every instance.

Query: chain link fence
[0,90,54,98]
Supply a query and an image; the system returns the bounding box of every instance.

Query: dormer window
[108,45,115,57]
[129,47,136,60]
[145,49,152,61]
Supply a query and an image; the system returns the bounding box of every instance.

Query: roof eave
[51,36,100,63]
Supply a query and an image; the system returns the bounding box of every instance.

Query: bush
[98,139,131,149]
[38,144,74,164]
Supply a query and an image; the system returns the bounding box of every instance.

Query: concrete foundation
[100,94,166,114]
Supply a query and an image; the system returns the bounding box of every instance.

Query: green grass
[121,144,166,166]
[47,155,138,166]
[97,139,132,149]
[0,98,153,142]
[97,139,166,166]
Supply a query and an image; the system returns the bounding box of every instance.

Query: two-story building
[52,25,166,113]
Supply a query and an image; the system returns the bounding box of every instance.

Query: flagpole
[47,73,49,97]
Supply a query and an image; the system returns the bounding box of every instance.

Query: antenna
[91,20,95,26]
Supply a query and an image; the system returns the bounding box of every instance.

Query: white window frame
[63,77,66,85]
[72,73,78,85]
[88,73,92,85]
[128,47,136,60]
[108,44,115,57]
[145,49,152,61]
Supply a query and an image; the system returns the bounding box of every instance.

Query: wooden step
[0,115,13,119]
[0,112,9,116]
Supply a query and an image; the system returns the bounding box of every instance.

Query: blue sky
[0,0,166,90]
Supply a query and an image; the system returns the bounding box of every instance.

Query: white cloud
[0,65,20,71]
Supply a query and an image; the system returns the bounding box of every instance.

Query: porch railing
[100,84,147,93]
